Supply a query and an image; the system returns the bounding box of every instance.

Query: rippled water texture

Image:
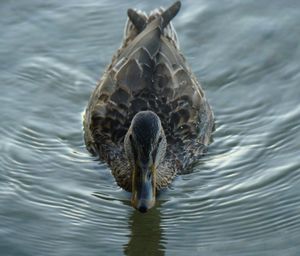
[1,1,300,255]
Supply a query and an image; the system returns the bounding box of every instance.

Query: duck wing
[84,3,181,162]
[84,1,214,172]
[153,33,214,171]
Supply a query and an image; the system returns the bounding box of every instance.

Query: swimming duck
[83,1,214,212]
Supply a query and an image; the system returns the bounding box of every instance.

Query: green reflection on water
[124,205,165,256]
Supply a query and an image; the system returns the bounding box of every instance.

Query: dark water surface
[1,0,300,255]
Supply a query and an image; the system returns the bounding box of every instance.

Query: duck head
[124,111,167,213]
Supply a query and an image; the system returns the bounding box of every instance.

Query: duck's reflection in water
[124,205,165,256]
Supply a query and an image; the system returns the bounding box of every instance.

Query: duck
[83,1,214,213]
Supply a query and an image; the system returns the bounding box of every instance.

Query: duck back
[84,1,214,173]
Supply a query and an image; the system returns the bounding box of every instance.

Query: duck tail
[161,1,181,29]
[127,9,147,32]
[123,2,181,48]
[123,9,147,44]
[148,1,181,48]
[127,1,181,32]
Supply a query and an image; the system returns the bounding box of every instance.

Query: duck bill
[131,165,156,213]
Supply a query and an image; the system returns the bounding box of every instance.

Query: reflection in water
[124,205,165,256]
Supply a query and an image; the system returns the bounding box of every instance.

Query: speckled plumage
[83,1,214,192]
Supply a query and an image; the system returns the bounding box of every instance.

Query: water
[1,0,300,255]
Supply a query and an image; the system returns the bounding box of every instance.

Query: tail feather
[127,9,147,32]
[161,1,181,29]
[124,1,181,49]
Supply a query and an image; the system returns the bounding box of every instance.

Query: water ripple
[1,0,300,255]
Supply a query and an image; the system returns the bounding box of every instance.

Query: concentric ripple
[1,0,300,256]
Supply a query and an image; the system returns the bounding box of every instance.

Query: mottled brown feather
[83,2,214,191]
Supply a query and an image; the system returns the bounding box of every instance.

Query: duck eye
[152,147,158,162]
[152,136,162,161]
[129,134,138,159]
[129,134,133,143]
[158,136,162,144]
[152,145,158,162]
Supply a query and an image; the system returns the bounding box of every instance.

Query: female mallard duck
[84,1,214,212]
